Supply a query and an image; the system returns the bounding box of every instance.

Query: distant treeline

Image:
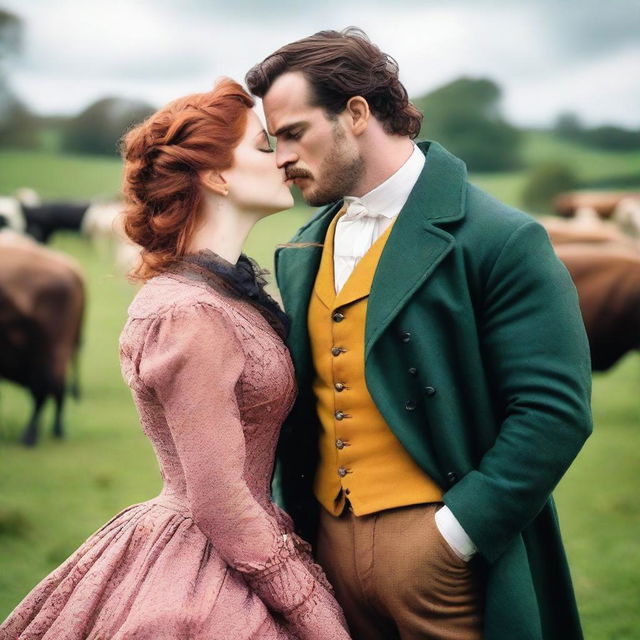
[1,76,639,174]
[0,95,156,156]
[553,112,640,151]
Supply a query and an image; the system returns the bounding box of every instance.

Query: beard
[300,123,365,207]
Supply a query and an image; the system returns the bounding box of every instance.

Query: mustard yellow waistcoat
[308,209,442,516]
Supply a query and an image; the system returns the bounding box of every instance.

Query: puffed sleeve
[137,302,349,639]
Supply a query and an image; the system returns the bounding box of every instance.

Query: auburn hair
[246,27,422,138]
[120,78,254,281]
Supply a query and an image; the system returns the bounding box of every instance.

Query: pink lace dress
[0,268,350,640]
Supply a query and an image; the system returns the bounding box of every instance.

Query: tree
[553,112,583,142]
[413,77,522,172]
[521,162,578,213]
[62,97,155,156]
[553,112,640,150]
[0,9,21,61]
[0,9,37,149]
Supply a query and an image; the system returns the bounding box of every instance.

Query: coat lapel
[275,202,344,386]
[365,141,467,357]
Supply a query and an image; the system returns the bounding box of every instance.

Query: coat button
[408,367,418,376]
[400,331,411,343]
[405,400,416,411]
[336,439,345,450]
[335,410,346,420]
[335,382,345,392]
[332,311,345,322]
[331,346,343,356]
[446,471,458,485]
[424,386,436,397]
[338,467,348,478]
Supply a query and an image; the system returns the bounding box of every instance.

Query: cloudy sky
[2,0,639,127]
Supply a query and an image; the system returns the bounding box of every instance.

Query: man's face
[262,71,364,206]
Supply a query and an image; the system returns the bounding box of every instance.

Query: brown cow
[541,214,640,251]
[0,234,85,445]
[552,242,640,371]
[553,191,640,219]
[540,215,640,371]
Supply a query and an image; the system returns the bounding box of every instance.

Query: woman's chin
[265,194,295,215]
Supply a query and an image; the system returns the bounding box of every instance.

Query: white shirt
[332,142,477,562]
[333,143,425,294]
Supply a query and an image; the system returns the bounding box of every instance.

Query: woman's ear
[345,96,370,136]
[199,170,229,196]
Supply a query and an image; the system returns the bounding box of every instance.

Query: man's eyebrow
[272,121,306,137]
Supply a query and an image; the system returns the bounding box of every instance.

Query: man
[246,28,592,640]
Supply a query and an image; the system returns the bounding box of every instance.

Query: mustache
[285,167,313,180]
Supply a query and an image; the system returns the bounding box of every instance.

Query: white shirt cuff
[434,505,478,561]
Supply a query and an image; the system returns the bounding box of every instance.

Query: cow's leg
[52,386,65,439]
[21,392,46,447]
[69,349,81,400]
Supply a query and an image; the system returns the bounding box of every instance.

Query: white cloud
[3,0,639,127]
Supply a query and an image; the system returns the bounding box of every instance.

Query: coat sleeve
[443,220,593,564]
[138,302,349,638]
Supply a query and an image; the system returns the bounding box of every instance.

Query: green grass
[1,142,639,637]
[554,354,640,640]
[1,150,124,200]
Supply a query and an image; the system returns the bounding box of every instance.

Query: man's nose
[276,144,298,169]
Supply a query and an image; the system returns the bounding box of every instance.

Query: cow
[553,242,640,371]
[554,191,640,220]
[540,214,640,370]
[22,201,91,243]
[612,196,640,239]
[540,213,640,252]
[0,196,26,233]
[0,234,85,446]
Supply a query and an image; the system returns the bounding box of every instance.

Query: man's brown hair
[245,27,423,139]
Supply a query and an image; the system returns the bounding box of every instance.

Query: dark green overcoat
[273,140,592,640]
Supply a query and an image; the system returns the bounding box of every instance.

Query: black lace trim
[168,249,290,341]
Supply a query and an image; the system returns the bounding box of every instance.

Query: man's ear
[345,96,370,136]
[198,170,229,196]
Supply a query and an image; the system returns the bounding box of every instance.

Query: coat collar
[275,140,467,376]
[289,140,467,244]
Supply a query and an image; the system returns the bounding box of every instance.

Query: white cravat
[333,199,386,292]
[333,143,425,294]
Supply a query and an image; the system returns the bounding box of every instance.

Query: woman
[0,79,350,640]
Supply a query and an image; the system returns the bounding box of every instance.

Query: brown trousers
[316,502,483,640]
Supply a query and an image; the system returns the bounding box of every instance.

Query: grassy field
[1,140,639,638]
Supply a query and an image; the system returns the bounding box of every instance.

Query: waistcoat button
[338,467,348,478]
[331,346,343,356]
[332,311,345,322]
[335,410,346,420]
[335,382,346,392]
[336,439,345,449]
